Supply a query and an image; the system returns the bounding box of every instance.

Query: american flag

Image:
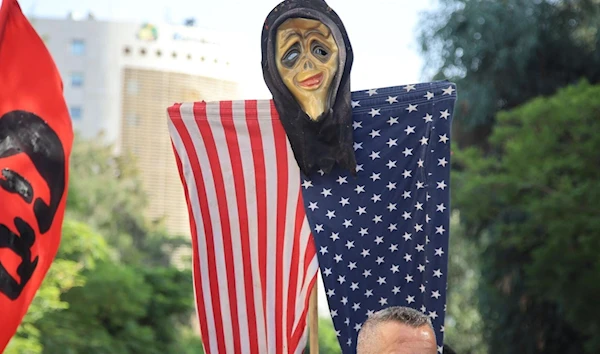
[300,81,456,353]
[167,100,318,354]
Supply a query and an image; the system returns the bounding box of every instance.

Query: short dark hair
[364,306,433,329]
[357,306,434,352]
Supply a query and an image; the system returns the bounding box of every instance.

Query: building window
[127,80,139,95]
[71,39,85,56]
[71,72,84,87]
[126,113,139,126]
[70,106,83,120]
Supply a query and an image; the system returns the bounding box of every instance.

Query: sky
[14,0,441,316]
[17,0,438,97]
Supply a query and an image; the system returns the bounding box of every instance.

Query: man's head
[357,306,438,354]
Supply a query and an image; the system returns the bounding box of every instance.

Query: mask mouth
[297,72,324,89]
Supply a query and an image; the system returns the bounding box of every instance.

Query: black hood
[261,0,356,177]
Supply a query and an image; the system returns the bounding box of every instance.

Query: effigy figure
[166,0,457,353]
[261,0,356,176]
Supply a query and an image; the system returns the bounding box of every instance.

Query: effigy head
[261,0,356,176]
[275,17,339,121]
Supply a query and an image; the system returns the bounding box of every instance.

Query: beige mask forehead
[276,18,332,50]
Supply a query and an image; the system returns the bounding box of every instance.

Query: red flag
[167,101,317,353]
[0,0,73,350]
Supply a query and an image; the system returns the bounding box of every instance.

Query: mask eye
[281,44,301,68]
[311,41,331,62]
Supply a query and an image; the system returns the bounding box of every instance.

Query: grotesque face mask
[275,18,339,121]
[261,0,356,176]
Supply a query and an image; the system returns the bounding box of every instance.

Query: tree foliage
[305,316,342,354]
[419,1,600,352]
[37,264,197,354]
[419,0,600,144]
[67,135,189,267]
[452,81,600,353]
[444,212,486,354]
[6,136,201,353]
[4,220,110,354]
[317,316,342,354]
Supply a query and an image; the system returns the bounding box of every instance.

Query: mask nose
[303,59,314,70]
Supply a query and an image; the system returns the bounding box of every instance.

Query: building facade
[32,16,243,243]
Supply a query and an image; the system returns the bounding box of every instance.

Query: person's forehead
[368,321,437,354]
[277,17,331,37]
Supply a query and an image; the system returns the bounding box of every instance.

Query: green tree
[305,316,342,354]
[37,263,198,354]
[452,81,600,353]
[67,135,189,266]
[318,316,342,354]
[5,219,111,354]
[444,212,487,354]
[418,0,600,145]
[178,327,206,354]
[7,136,201,353]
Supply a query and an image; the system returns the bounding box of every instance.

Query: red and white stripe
[167,100,318,354]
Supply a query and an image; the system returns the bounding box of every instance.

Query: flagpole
[309,283,319,354]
